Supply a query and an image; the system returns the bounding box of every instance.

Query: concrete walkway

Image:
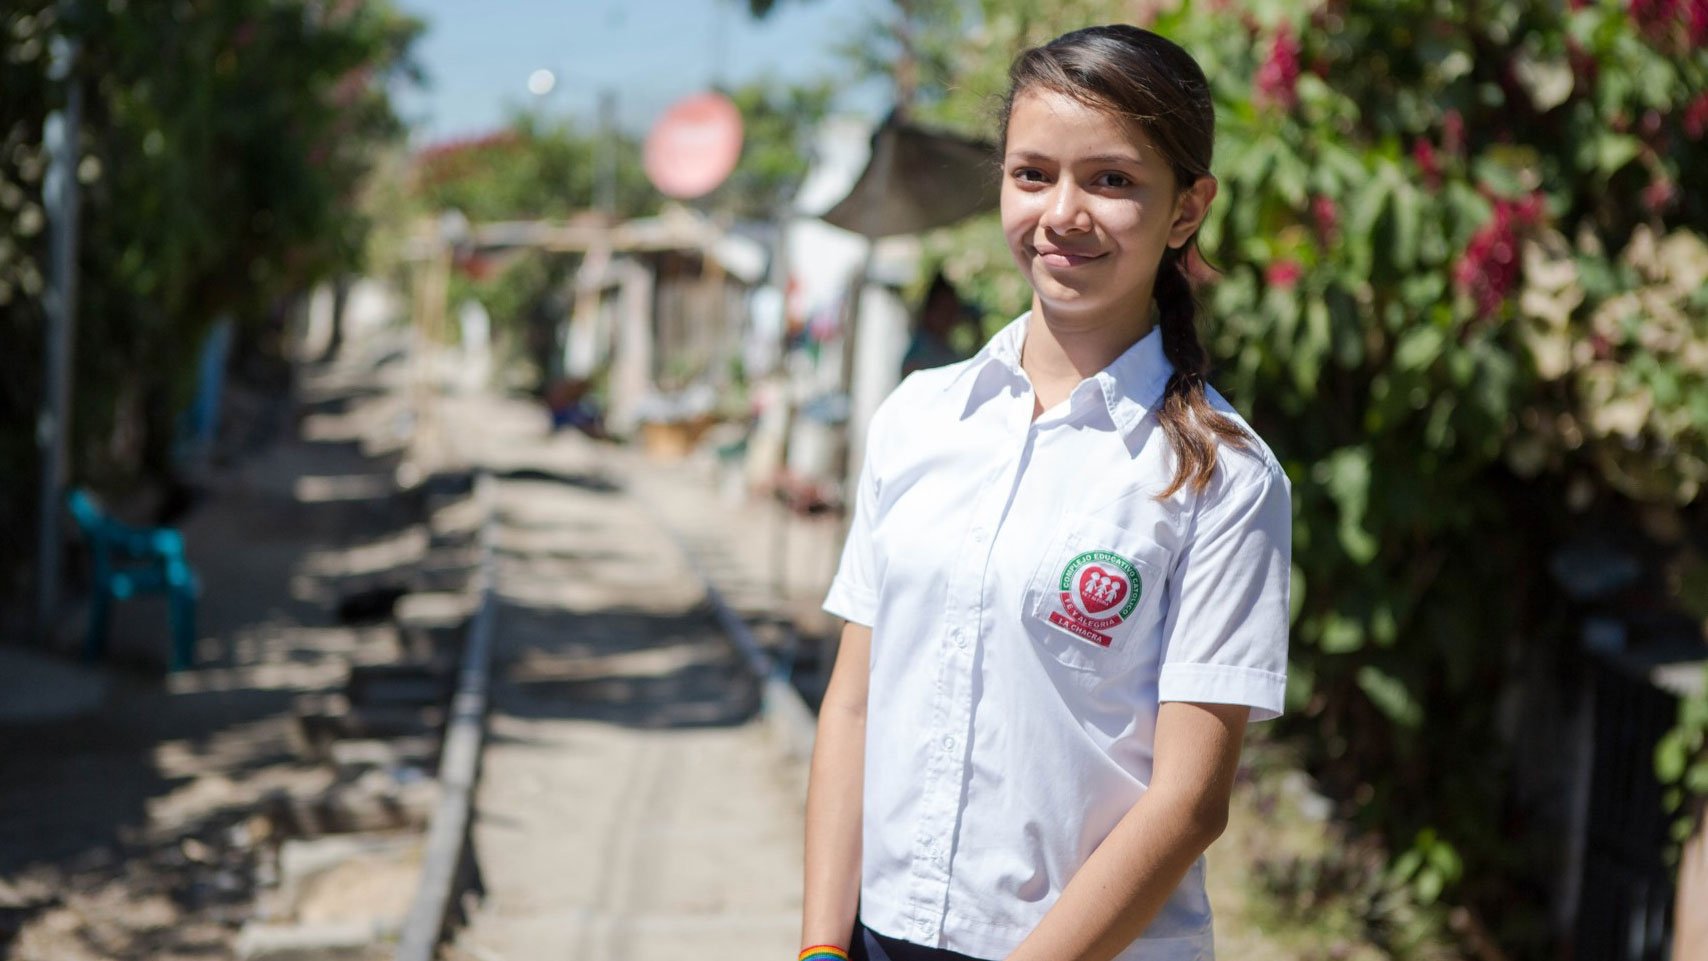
[441,394,807,961]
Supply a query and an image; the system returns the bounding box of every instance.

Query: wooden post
[34,16,82,646]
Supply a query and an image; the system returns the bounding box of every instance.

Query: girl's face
[1000,88,1212,327]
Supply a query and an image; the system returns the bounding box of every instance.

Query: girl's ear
[1167,175,1218,249]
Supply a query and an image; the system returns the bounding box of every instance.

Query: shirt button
[955,631,968,649]
[943,736,956,751]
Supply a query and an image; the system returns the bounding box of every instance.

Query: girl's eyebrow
[1004,149,1148,166]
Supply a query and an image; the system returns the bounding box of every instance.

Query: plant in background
[1657,667,1708,861]
[883,0,1707,955]
[1,0,421,598]
[405,76,832,390]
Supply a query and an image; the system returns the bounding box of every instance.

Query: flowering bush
[907,0,1706,954]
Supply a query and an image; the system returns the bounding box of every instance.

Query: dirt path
[442,395,806,961]
[0,344,431,960]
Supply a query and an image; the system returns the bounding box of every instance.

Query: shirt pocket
[1021,513,1170,677]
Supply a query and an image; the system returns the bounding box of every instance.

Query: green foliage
[2,0,420,592]
[1657,667,1708,859]
[412,113,654,224]
[713,78,834,219]
[411,77,831,372]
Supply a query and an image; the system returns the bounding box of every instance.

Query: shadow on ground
[492,603,760,731]
[0,378,439,959]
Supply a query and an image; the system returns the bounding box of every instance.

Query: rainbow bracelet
[799,946,849,961]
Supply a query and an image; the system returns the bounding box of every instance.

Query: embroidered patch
[1046,550,1142,648]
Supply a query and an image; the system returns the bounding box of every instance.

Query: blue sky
[393,0,891,143]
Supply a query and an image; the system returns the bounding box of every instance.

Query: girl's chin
[1029,283,1150,323]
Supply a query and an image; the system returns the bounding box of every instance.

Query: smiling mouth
[1033,246,1104,268]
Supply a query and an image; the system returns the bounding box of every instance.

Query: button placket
[915,412,1032,939]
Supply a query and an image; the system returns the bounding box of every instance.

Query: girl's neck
[1020,296,1156,414]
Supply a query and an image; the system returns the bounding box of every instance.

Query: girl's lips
[1034,247,1104,268]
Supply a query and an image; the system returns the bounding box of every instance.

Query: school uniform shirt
[822,312,1292,961]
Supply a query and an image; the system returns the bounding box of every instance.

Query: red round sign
[643,92,744,199]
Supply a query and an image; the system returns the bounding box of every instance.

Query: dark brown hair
[1001,25,1248,498]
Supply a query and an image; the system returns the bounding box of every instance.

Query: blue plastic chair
[66,488,199,671]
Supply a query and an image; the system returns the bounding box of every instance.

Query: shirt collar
[942,311,1176,438]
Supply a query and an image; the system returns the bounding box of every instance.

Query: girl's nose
[1041,180,1093,233]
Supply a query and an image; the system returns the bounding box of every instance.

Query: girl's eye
[1011,167,1048,184]
[1097,172,1133,188]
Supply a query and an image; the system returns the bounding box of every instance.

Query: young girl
[802,24,1292,961]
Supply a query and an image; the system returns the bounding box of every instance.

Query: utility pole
[596,89,618,216]
[35,11,82,646]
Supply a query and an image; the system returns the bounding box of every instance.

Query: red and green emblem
[1047,550,1141,647]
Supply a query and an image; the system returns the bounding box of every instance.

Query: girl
[802,24,1292,961]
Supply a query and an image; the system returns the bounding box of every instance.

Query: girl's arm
[800,620,873,953]
[1005,700,1250,961]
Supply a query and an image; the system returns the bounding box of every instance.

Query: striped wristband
[800,946,849,961]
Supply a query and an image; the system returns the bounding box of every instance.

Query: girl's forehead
[1005,88,1157,159]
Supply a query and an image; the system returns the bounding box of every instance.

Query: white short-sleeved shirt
[822,312,1292,961]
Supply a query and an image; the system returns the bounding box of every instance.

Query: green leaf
[1391,181,1421,272]
[1416,870,1444,904]
[1320,613,1366,654]
[1394,325,1445,372]
[1593,133,1643,177]
[1657,730,1689,783]
[1357,665,1425,729]
[1316,446,1378,564]
[1687,759,1708,795]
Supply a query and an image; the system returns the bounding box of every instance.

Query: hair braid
[1154,248,1248,498]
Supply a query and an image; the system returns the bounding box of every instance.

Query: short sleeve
[822,440,881,627]
[1157,461,1292,722]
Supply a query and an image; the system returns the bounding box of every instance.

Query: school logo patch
[1047,550,1142,648]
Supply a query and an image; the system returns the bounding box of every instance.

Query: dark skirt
[850,918,990,961]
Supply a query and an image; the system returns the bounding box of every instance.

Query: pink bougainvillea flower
[1642,178,1677,213]
[1265,260,1304,290]
[1442,109,1466,156]
[1412,138,1442,190]
[1629,0,1679,37]
[1312,194,1339,246]
[1454,192,1548,317]
[1255,26,1302,110]
[1686,92,1708,139]
[1628,0,1708,45]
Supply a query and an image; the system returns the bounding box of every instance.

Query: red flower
[1566,37,1599,88]
[1412,138,1442,190]
[1453,192,1547,317]
[1442,109,1466,156]
[1629,0,1708,45]
[1265,260,1304,290]
[1685,92,1708,139]
[1629,0,1680,37]
[1312,194,1339,246]
[1642,178,1677,213]
[1256,26,1302,110]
